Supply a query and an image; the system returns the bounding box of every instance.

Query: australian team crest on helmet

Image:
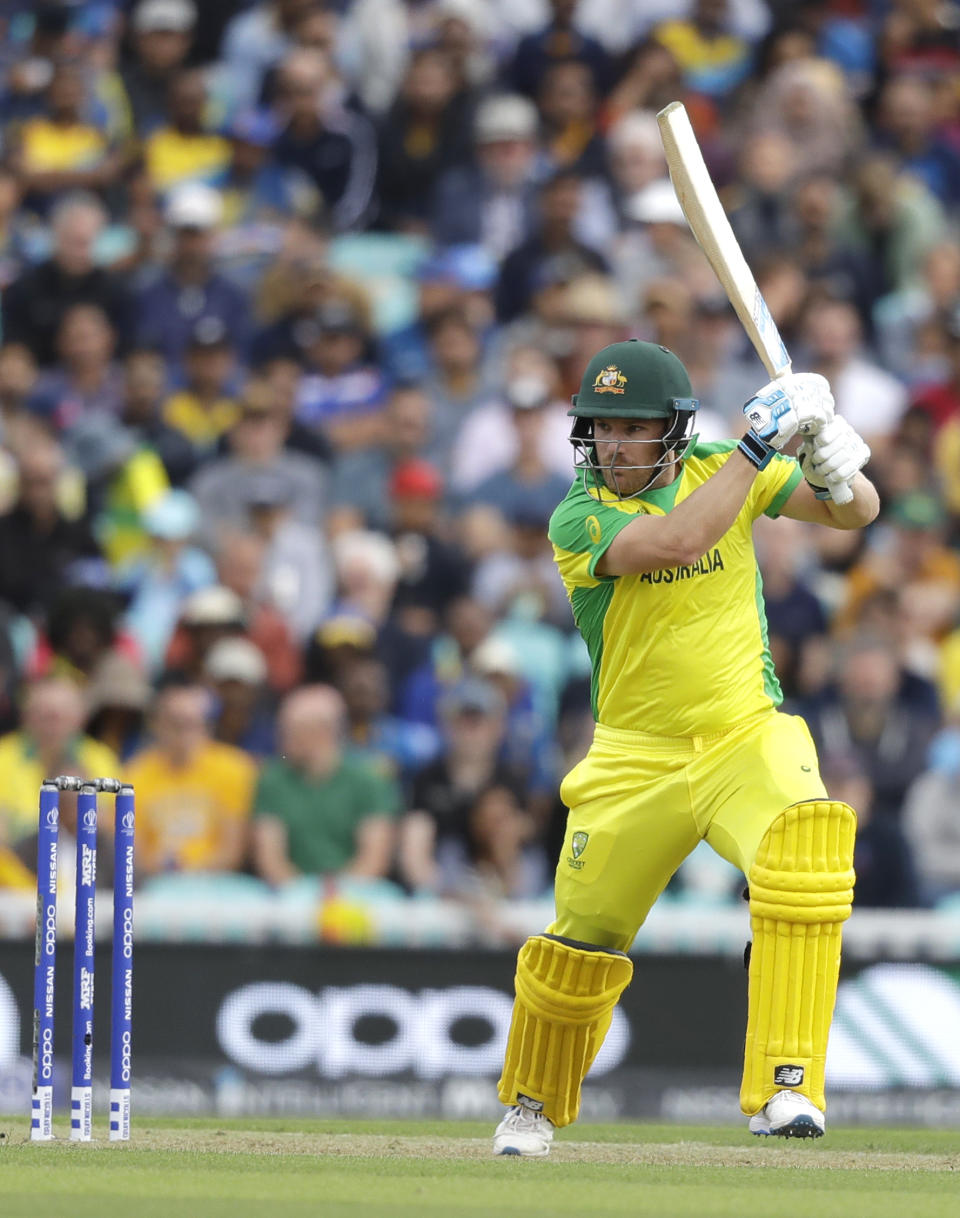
[593,365,627,394]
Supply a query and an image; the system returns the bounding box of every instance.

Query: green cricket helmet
[569,339,699,498]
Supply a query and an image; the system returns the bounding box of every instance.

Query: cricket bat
[656,100,852,504]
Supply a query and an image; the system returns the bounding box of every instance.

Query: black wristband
[737,431,775,470]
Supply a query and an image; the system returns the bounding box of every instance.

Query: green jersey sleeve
[548,479,638,588]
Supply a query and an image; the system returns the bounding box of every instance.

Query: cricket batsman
[493,339,879,1156]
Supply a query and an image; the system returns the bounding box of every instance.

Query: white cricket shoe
[749,1089,825,1139]
[492,1105,555,1157]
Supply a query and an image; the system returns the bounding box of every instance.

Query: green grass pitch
[1,1117,958,1218]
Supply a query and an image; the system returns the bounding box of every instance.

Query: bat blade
[656,102,851,504]
[656,101,791,381]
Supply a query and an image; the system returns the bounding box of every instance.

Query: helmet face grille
[570,408,699,500]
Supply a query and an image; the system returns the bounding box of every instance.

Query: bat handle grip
[827,477,853,506]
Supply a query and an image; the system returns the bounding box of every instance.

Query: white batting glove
[798,417,870,500]
[776,372,835,436]
[742,383,800,453]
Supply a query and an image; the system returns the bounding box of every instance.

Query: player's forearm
[817,472,880,530]
[601,448,756,575]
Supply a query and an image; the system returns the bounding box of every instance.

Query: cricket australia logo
[567,831,589,870]
[593,365,627,395]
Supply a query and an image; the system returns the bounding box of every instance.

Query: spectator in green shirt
[251,684,400,885]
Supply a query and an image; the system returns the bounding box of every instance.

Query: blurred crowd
[0,0,959,937]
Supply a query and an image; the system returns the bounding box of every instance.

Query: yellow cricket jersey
[0,732,120,843]
[19,119,107,172]
[549,441,802,736]
[144,129,230,193]
[163,391,240,448]
[126,740,256,873]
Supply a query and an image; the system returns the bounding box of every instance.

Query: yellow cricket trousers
[549,709,827,950]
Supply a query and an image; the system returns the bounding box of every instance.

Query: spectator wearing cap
[83,651,152,762]
[134,182,251,365]
[218,108,304,231]
[338,655,440,789]
[203,636,275,758]
[9,60,124,211]
[0,676,120,849]
[471,495,570,630]
[0,434,100,620]
[452,345,572,499]
[1,193,130,367]
[612,178,716,318]
[273,48,377,233]
[494,170,609,323]
[430,94,541,257]
[374,45,474,232]
[251,685,400,885]
[303,611,380,688]
[506,0,612,101]
[28,304,124,432]
[163,583,246,680]
[293,296,388,451]
[162,317,240,454]
[390,459,472,639]
[143,68,231,196]
[189,384,328,546]
[380,245,498,385]
[120,488,217,674]
[243,467,334,642]
[397,675,529,895]
[120,0,197,135]
[127,680,257,877]
[330,384,438,533]
[469,635,560,816]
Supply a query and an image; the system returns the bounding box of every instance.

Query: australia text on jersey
[638,547,725,585]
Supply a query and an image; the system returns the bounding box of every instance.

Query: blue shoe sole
[774,1117,824,1139]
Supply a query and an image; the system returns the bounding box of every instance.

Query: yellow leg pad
[497,934,633,1127]
[741,800,856,1115]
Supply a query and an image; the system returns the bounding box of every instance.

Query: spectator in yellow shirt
[0,676,120,845]
[162,317,240,453]
[13,62,124,204]
[127,680,256,876]
[144,68,230,196]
